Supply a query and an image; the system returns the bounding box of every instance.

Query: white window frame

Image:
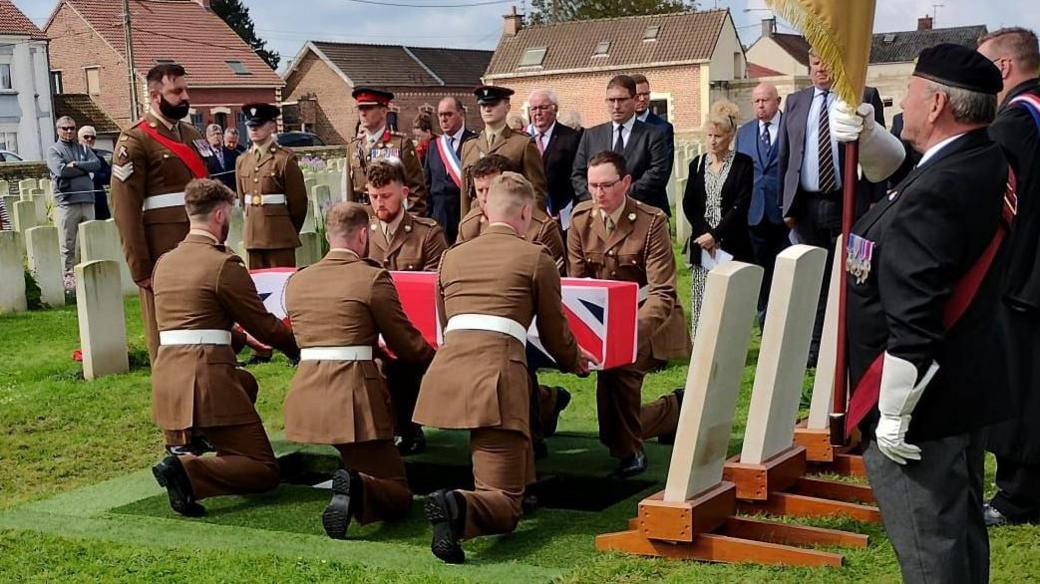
[0,54,14,93]
[0,123,20,154]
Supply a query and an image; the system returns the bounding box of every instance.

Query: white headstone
[18,178,37,195]
[30,193,48,225]
[3,194,21,221]
[0,230,27,313]
[739,245,827,464]
[78,220,137,296]
[0,179,10,196]
[227,206,244,254]
[675,178,691,246]
[300,198,317,233]
[807,235,845,430]
[295,231,321,268]
[12,200,37,232]
[663,262,763,503]
[312,185,332,223]
[25,225,65,308]
[75,259,129,379]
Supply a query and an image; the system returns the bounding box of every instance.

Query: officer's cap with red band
[352,87,394,107]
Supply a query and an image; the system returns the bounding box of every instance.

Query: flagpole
[830,141,858,446]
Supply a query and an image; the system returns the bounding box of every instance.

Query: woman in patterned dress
[682,100,754,335]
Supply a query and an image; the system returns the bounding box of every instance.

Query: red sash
[137,120,209,179]
[845,169,1018,436]
[434,135,463,189]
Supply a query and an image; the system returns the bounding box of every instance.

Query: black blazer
[682,151,754,265]
[539,122,581,214]
[572,119,671,215]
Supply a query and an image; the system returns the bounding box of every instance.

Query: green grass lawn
[2,270,1039,582]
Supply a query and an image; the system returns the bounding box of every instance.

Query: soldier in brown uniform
[459,86,548,219]
[111,64,210,361]
[568,151,691,478]
[415,172,595,564]
[235,103,307,268]
[283,201,435,539]
[456,154,568,458]
[364,160,447,454]
[150,179,299,517]
[345,88,427,216]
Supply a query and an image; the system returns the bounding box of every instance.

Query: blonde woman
[682,101,754,332]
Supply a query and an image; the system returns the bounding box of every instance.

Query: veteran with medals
[235,103,308,268]
[346,88,428,216]
[833,44,1015,583]
[111,64,210,362]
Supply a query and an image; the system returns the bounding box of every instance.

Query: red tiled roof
[50,0,281,87]
[485,10,729,78]
[303,41,492,87]
[746,62,782,78]
[0,0,46,40]
[54,94,122,134]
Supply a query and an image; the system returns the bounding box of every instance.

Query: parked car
[277,132,325,148]
[0,150,24,162]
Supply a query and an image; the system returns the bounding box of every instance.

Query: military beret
[473,85,514,105]
[352,87,394,106]
[242,103,280,127]
[913,43,1002,95]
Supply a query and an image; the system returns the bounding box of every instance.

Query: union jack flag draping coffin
[249,268,639,370]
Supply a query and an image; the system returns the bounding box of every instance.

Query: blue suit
[736,115,789,320]
[641,111,675,173]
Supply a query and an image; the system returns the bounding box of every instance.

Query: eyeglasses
[82,136,96,141]
[529,105,555,112]
[58,126,76,131]
[588,178,622,192]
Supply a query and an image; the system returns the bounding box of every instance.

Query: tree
[527,0,696,25]
[211,0,280,70]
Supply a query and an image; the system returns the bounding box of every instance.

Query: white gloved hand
[831,100,906,183]
[875,352,939,465]
[831,99,873,143]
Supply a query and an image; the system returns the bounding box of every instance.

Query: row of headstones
[671,141,703,246]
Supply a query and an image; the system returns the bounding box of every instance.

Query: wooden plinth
[595,529,843,567]
[637,482,735,541]
[794,421,834,462]
[789,477,875,504]
[722,446,806,501]
[738,492,881,523]
[809,452,868,478]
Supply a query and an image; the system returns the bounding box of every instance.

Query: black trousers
[748,220,790,323]
[791,191,842,360]
[991,457,1040,520]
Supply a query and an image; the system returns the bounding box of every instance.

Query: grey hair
[55,115,75,128]
[528,88,559,106]
[206,123,222,134]
[924,80,997,125]
[438,96,466,113]
[224,127,239,136]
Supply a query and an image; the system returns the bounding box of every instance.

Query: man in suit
[777,50,885,364]
[204,124,239,191]
[631,74,675,171]
[284,201,435,539]
[572,75,671,216]
[459,85,547,218]
[415,172,594,563]
[736,83,788,323]
[569,151,691,477]
[834,44,1012,583]
[150,178,299,517]
[527,89,582,229]
[425,96,477,243]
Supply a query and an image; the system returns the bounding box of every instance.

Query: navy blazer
[642,111,675,170]
[736,115,783,226]
[424,128,477,243]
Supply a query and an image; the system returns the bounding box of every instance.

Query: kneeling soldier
[414,172,594,563]
[150,178,299,517]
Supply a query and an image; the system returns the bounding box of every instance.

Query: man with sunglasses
[78,126,112,220]
[47,116,101,280]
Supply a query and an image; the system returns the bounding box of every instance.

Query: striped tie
[817,91,837,193]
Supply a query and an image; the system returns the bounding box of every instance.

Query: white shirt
[759,110,781,147]
[366,126,386,145]
[917,132,967,167]
[447,125,466,150]
[799,87,842,192]
[613,115,637,150]
[636,110,650,123]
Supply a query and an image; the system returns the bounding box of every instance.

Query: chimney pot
[917,16,933,30]
[503,5,523,36]
[761,18,775,39]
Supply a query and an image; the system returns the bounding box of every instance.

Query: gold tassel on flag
[765,0,876,105]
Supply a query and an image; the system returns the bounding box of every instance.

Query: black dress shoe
[984,503,1010,528]
[424,489,466,564]
[152,455,205,517]
[395,430,427,456]
[322,469,363,539]
[658,388,685,445]
[166,436,215,457]
[521,493,539,514]
[609,450,648,479]
[544,387,571,438]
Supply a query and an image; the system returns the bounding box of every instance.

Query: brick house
[0,0,54,161]
[44,0,283,134]
[482,8,746,139]
[282,42,492,145]
[53,93,121,151]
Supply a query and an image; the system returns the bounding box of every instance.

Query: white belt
[445,314,527,344]
[300,346,373,361]
[143,192,185,211]
[159,329,232,346]
[248,194,286,206]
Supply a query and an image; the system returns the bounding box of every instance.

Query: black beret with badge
[242,103,281,127]
[473,85,515,105]
[912,42,1003,95]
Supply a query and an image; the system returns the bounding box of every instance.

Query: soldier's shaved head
[484,172,534,233]
[185,178,234,219]
[325,202,370,239]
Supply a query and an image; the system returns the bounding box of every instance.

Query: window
[0,64,11,90]
[592,41,610,57]
[643,25,661,41]
[85,67,100,96]
[520,47,547,67]
[883,97,894,107]
[0,131,18,154]
[190,111,204,128]
[882,33,896,44]
[225,60,251,75]
[649,99,669,122]
[50,70,63,94]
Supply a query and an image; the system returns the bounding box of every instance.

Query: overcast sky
[17,0,1040,72]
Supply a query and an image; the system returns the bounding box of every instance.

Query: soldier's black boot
[152,455,205,517]
[322,469,363,539]
[425,489,466,564]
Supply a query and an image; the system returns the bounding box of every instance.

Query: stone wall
[0,162,49,195]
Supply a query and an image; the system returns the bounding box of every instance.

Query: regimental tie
[817,91,838,193]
